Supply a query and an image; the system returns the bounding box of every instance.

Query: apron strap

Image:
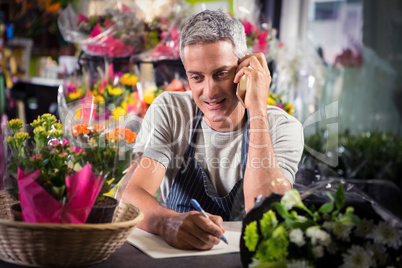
[184,109,203,157]
[185,109,250,176]
[240,109,250,175]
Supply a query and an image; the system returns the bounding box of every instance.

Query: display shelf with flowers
[3,113,137,224]
[58,0,192,58]
[58,63,143,125]
[241,180,402,268]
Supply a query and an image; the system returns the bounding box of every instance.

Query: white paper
[127,222,242,259]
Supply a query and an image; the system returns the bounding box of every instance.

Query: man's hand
[159,211,225,250]
[233,53,271,114]
[233,54,291,211]
[124,157,225,250]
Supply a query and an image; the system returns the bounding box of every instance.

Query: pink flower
[276,104,284,110]
[67,81,76,94]
[99,79,108,94]
[103,19,114,29]
[61,140,71,147]
[119,3,131,13]
[108,64,114,79]
[171,27,180,41]
[30,154,43,161]
[51,140,60,147]
[259,32,267,48]
[77,14,89,24]
[69,146,86,156]
[242,19,253,35]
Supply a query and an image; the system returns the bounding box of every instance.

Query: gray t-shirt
[133,91,304,202]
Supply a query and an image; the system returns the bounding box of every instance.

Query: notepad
[127,222,242,259]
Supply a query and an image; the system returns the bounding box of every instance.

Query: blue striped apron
[166,109,249,221]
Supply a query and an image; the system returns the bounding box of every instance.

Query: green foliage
[302,129,402,187]
[243,187,402,267]
[5,114,85,202]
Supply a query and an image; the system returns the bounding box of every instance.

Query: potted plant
[70,123,137,222]
[3,113,137,223]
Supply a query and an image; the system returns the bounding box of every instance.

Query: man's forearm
[123,184,178,235]
[243,109,291,212]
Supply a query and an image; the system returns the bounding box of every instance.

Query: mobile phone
[236,74,248,108]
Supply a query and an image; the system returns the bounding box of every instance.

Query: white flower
[354,219,374,238]
[306,226,331,246]
[368,221,402,249]
[331,221,354,241]
[281,189,303,210]
[340,245,374,268]
[312,245,324,258]
[289,229,305,247]
[286,260,310,268]
[365,242,387,266]
[323,221,334,231]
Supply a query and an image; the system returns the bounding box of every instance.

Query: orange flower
[125,129,137,143]
[93,125,106,133]
[106,127,136,143]
[72,124,89,136]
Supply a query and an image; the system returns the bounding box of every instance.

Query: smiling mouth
[205,99,225,105]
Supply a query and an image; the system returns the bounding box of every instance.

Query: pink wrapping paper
[17,164,104,224]
[86,25,135,57]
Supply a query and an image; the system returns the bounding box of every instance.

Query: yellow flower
[144,95,156,105]
[53,123,63,130]
[127,92,138,105]
[94,95,105,104]
[284,103,294,115]
[112,106,125,120]
[267,96,276,106]
[6,118,22,130]
[108,87,123,96]
[14,132,29,142]
[144,86,158,105]
[120,73,138,86]
[68,91,84,100]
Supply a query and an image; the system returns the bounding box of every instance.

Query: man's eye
[215,71,229,79]
[191,75,202,82]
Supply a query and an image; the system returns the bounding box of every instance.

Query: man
[124,10,303,250]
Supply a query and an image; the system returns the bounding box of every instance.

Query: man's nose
[204,78,218,99]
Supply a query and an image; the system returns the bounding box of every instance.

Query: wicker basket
[0,190,143,267]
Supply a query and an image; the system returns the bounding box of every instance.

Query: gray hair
[179,9,247,60]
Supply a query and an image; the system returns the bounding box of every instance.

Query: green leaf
[285,218,315,230]
[335,184,345,211]
[272,202,290,219]
[318,200,334,214]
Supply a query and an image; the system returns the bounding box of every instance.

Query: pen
[190,199,228,245]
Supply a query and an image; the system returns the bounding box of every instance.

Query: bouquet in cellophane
[58,0,143,57]
[58,0,192,59]
[58,59,145,126]
[3,114,120,224]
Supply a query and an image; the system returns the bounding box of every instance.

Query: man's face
[182,41,244,131]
